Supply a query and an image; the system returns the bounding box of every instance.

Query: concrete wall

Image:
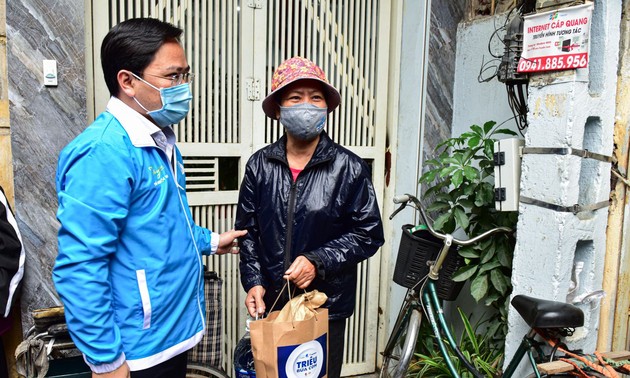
[505,1,620,374]
[453,15,516,136]
[6,0,87,330]
[454,1,620,376]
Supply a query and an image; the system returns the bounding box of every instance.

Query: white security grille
[90,0,245,373]
[250,2,386,374]
[193,204,241,372]
[262,1,380,149]
[89,1,390,375]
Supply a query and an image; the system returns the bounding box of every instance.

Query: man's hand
[245,285,266,318]
[284,256,316,289]
[216,229,248,255]
[93,362,130,378]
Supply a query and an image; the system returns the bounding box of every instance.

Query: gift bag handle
[268,279,319,325]
[268,278,294,313]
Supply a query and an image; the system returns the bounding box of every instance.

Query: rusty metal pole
[599,0,630,352]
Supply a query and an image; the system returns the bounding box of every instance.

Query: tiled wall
[6,0,87,331]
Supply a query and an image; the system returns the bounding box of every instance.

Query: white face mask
[279,103,327,141]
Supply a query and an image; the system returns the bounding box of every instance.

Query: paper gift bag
[250,291,329,378]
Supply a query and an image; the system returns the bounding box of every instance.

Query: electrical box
[494,138,524,212]
[43,60,58,86]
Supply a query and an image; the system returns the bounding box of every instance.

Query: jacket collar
[265,131,337,167]
[106,96,161,148]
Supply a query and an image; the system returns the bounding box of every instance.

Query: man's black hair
[101,18,183,97]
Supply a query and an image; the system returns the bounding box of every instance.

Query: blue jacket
[54,98,215,372]
[235,132,384,319]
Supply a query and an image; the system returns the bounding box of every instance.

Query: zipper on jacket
[284,180,297,272]
[155,144,205,325]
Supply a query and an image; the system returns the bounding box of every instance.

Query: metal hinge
[246,78,261,101]
[247,0,263,9]
[494,188,506,201]
[493,151,505,166]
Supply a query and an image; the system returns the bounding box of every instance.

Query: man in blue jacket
[53,18,246,378]
[235,56,384,378]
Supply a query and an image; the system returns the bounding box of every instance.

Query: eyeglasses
[140,72,195,86]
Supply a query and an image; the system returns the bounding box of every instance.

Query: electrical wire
[506,82,529,135]
[477,1,531,134]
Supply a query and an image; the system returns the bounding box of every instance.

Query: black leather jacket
[235,132,384,319]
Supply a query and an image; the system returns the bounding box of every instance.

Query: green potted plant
[409,308,504,377]
[418,120,519,341]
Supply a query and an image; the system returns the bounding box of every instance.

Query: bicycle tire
[379,298,414,378]
[380,307,422,378]
[186,363,230,378]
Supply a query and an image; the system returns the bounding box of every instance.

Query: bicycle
[15,269,230,378]
[379,193,630,378]
[15,321,228,378]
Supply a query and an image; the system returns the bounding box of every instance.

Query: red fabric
[290,167,302,182]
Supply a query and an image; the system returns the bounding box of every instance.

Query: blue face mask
[132,73,192,127]
[279,103,327,141]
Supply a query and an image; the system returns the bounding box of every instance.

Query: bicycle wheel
[380,306,423,378]
[186,363,230,378]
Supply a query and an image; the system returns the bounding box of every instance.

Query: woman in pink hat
[235,56,384,377]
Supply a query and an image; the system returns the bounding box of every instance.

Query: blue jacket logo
[148,165,168,186]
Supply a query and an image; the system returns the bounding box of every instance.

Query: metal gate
[87,1,390,375]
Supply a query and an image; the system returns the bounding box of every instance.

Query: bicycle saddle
[511,295,584,328]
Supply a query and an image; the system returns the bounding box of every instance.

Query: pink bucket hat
[262,56,341,120]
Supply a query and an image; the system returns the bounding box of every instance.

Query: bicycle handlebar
[393,193,512,246]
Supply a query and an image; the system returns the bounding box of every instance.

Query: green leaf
[423,184,442,198]
[480,242,497,264]
[427,201,451,212]
[452,170,464,188]
[483,120,497,134]
[497,247,512,268]
[458,245,480,259]
[459,198,475,209]
[442,156,460,165]
[470,274,489,301]
[470,124,483,136]
[435,191,453,203]
[467,136,481,148]
[440,165,459,178]
[478,259,501,274]
[462,148,476,163]
[419,169,438,183]
[458,308,479,352]
[433,212,451,231]
[494,128,518,136]
[483,139,494,159]
[475,183,495,206]
[452,265,478,282]
[463,166,479,181]
[453,206,469,230]
[484,292,501,306]
[490,269,510,295]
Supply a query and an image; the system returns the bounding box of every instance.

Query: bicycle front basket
[392,224,465,301]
